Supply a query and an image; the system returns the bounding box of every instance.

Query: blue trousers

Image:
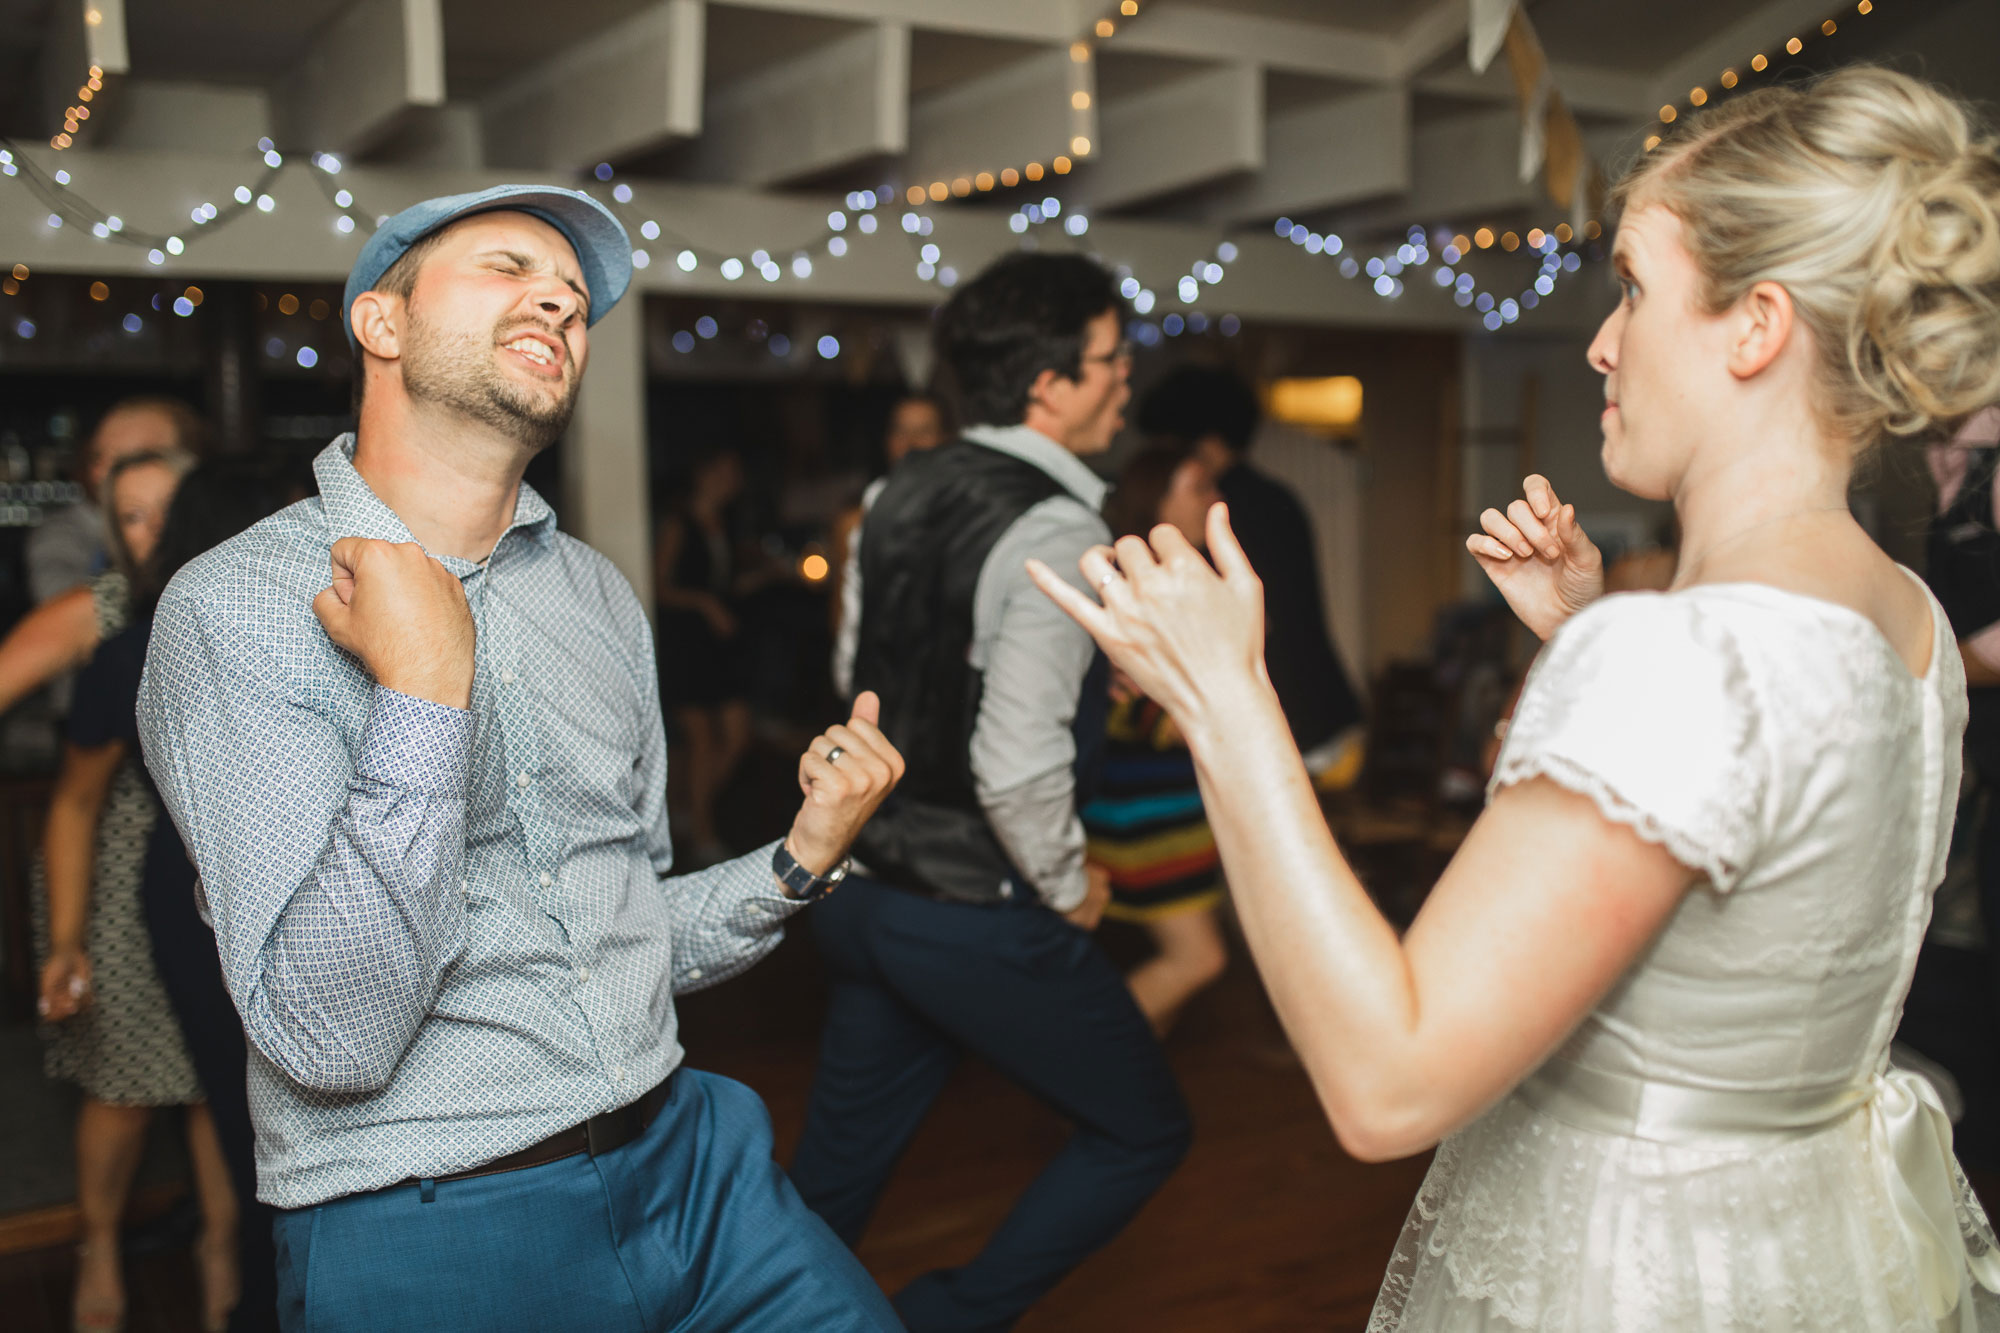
[272,1069,902,1333]
[790,877,1192,1332]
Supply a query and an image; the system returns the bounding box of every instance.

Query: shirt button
[612,1065,626,1083]
[685,968,703,982]
[516,772,531,789]
[539,871,553,888]
[577,967,589,983]
[500,668,516,684]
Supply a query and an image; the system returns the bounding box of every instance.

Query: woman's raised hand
[1468,475,1604,641]
[1028,503,1266,726]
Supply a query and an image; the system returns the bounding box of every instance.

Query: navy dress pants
[789,876,1192,1332]
[271,1069,902,1333]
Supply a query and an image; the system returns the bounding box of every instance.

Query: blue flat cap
[342,184,632,345]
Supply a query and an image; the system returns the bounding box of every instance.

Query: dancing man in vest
[789,252,1192,1331]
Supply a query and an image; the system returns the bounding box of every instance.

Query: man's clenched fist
[312,537,477,709]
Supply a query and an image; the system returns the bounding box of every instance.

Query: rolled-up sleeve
[138,586,474,1094]
[968,499,1107,912]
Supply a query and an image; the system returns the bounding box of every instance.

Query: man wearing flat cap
[137,186,906,1331]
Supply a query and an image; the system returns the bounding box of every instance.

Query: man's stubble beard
[401,305,579,454]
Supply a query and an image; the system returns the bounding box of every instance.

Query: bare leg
[184,1103,240,1333]
[73,1099,153,1331]
[1126,907,1229,1036]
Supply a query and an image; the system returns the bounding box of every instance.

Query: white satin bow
[1870,1065,2000,1325]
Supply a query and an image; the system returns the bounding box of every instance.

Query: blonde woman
[1032,67,2000,1329]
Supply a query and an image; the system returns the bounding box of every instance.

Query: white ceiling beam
[481,0,704,173]
[1412,61,1653,120]
[1200,88,1410,225]
[273,0,444,158]
[1084,63,1261,212]
[1645,0,1845,108]
[1391,0,1469,78]
[905,49,1091,189]
[1112,7,1395,85]
[688,22,908,187]
[703,0,1074,43]
[1336,111,1630,233]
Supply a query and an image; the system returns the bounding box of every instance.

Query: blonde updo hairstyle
[1613,66,2000,448]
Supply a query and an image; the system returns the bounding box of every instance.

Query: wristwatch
[772,840,850,902]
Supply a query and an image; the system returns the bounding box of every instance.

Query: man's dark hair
[1103,437,1196,540]
[934,253,1125,427]
[1134,364,1261,455]
[349,226,454,414]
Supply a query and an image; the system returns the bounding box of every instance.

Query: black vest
[1929,448,2000,777]
[852,438,1108,902]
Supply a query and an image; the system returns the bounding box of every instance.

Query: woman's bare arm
[0,586,99,716]
[1030,506,1690,1160]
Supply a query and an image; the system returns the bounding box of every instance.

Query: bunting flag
[1472,0,1603,230]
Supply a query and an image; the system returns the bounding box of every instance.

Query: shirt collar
[960,423,1107,511]
[313,434,558,576]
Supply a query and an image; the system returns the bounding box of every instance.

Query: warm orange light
[800,553,829,583]
[1500,231,1520,252]
[951,177,971,197]
[1095,19,1114,37]
[1689,87,1707,106]
[928,181,948,201]
[1474,228,1494,249]
[278,293,300,315]
[74,106,88,120]
[905,185,925,205]
[53,133,70,148]
[1526,228,1545,248]
[1072,91,1090,110]
[1751,53,1768,71]
[1659,105,1677,124]
[1858,0,1872,13]
[1025,162,1044,182]
[184,286,204,306]
[1265,377,1363,433]
[1001,167,1020,187]
[1053,156,1072,174]
[1821,19,1836,35]
[1451,233,1471,253]
[1720,69,1738,88]
[1,279,16,296]
[1786,36,1802,54]
[1071,42,1090,62]
[1644,134,1662,151]
[310,298,330,320]
[1554,223,1573,243]
[1584,220,1602,240]
[89,281,108,300]
[975,172,994,191]
[1071,136,1091,156]
[13,263,31,280]
[1121,0,1138,13]
[78,87,93,102]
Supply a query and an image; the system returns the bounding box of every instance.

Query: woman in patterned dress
[36,448,241,1333]
[1086,439,1230,1033]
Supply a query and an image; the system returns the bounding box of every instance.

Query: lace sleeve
[1489,594,1769,892]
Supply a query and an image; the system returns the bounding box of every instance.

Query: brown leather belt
[400,1073,675,1190]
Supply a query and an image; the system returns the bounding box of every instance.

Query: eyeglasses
[1083,340,1134,367]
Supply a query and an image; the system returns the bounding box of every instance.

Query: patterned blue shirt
[137,436,798,1208]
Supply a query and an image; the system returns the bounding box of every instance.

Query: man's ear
[1025,366,1062,410]
[1726,279,1795,381]
[348,291,404,364]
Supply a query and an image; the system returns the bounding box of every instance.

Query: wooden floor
[0,913,1435,1332]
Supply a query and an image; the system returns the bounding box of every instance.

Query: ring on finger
[825,745,845,764]
[1096,569,1122,590]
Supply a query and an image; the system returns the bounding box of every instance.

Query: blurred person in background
[653,445,757,862]
[1085,439,1230,1034]
[73,459,299,1332]
[34,447,235,1333]
[30,398,208,604]
[830,393,948,696]
[1134,366,1365,791]
[2,409,203,718]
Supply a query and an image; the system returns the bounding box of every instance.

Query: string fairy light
[50,64,106,152]
[1645,0,1878,150]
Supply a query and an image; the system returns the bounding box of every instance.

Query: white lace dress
[1369,581,2000,1332]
